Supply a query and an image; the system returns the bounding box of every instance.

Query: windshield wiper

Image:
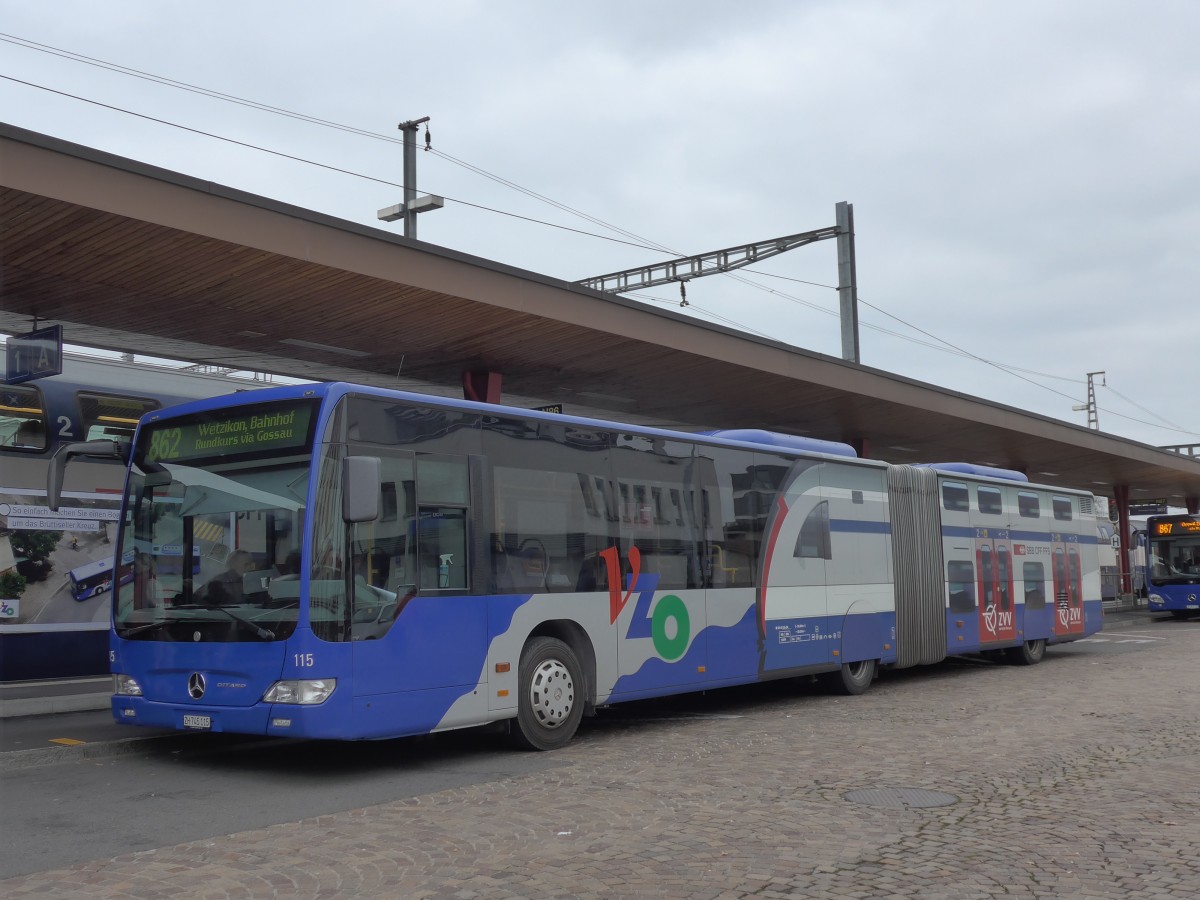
[118,619,173,638]
[155,603,277,640]
[208,605,276,640]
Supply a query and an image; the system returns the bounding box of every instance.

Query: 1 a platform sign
[5,325,63,384]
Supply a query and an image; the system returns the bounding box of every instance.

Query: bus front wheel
[510,637,584,751]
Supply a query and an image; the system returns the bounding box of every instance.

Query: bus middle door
[976,529,1016,646]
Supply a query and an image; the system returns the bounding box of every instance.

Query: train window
[1022,562,1047,608]
[947,560,976,611]
[0,385,47,450]
[941,482,969,512]
[1017,491,1041,519]
[977,486,1003,516]
[1052,496,1074,521]
[78,392,160,441]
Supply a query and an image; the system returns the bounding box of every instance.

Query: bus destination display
[1152,519,1200,536]
[146,403,314,462]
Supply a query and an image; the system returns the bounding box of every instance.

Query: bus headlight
[113,674,143,696]
[262,679,336,705]
[1148,593,1163,606]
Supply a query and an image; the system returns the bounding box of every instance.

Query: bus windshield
[1149,534,1200,584]
[114,401,317,642]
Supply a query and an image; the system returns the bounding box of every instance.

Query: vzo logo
[601,545,691,662]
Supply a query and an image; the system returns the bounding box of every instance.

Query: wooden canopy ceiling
[2,123,1198,506]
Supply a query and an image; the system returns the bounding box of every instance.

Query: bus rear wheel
[826,658,876,695]
[1007,638,1046,665]
[510,637,584,751]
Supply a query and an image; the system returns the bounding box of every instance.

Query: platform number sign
[5,325,63,385]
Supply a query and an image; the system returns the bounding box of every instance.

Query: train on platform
[55,381,1105,749]
[0,345,277,678]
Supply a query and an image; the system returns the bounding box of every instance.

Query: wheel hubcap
[529,659,575,729]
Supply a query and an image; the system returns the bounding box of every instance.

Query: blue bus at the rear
[1144,514,1200,617]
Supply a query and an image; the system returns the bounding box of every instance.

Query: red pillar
[462,370,502,404]
[1113,484,1131,595]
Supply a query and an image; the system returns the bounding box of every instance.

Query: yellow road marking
[49,738,86,746]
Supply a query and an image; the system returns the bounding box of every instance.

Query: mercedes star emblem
[188,672,206,699]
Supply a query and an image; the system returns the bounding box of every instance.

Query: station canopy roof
[2,122,1198,506]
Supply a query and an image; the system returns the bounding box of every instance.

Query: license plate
[182,714,211,730]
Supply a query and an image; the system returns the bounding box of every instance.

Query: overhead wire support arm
[575,225,841,294]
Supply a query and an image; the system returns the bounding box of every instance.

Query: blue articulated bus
[50,382,1104,749]
[1144,514,1200,618]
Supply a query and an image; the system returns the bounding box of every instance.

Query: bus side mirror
[47,439,131,511]
[342,455,381,523]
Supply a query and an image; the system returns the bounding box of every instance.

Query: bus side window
[1023,561,1046,608]
[416,454,470,592]
[1018,491,1041,519]
[794,500,831,559]
[948,560,976,611]
[417,507,468,590]
[942,482,969,512]
[1052,496,1074,521]
[977,486,1003,516]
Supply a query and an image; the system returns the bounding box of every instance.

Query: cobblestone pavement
[4,621,1199,899]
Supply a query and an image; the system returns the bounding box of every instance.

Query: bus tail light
[262,679,337,705]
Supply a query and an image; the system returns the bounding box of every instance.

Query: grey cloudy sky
[1,1,1197,447]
